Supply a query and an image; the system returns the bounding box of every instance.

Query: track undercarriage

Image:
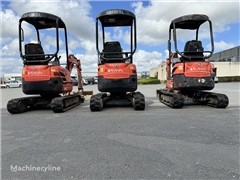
[157,89,229,108]
[7,92,84,114]
[90,92,145,111]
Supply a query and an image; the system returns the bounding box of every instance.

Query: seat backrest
[183,40,204,58]
[25,43,45,61]
[184,40,203,52]
[103,41,123,60]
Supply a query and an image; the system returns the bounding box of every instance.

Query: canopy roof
[20,12,66,29]
[169,14,210,30]
[97,9,135,27]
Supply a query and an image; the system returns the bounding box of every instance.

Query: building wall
[209,46,240,62]
[149,68,158,77]
[150,61,240,81]
[2,73,22,82]
[157,62,167,81]
[213,62,240,77]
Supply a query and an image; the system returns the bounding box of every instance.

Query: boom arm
[68,54,83,90]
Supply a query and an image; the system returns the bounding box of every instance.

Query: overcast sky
[0,0,239,77]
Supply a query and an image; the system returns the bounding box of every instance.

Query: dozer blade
[83,90,93,95]
[72,90,93,98]
[83,90,93,99]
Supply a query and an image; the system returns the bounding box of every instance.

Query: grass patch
[218,76,240,82]
[138,78,160,84]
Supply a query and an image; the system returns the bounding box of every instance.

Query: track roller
[51,94,83,113]
[7,96,49,114]
[158,90,184,108]
[207,92,229,108]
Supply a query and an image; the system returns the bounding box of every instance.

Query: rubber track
[51,94,82,113]
[205,92,229,108]
[7,96,43,114]
[159,90,184,108]
[133,92,145,110]
[90,93,104,111]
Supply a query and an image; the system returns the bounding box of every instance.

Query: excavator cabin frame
[7,12,88,113]
[157,14,229,108]
[90,9,145,111]
[166,14,215,92]
[96,9,137,93]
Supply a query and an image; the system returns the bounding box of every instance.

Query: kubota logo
[190,67,206,71]
[106,10,124,15]
[28,71,42,75]
[107,69,123,72]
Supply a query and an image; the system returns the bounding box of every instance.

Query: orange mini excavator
[90,9,145,111]
[7,12,92,113]
[156,14,229,108]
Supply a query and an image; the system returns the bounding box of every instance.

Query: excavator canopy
[97,9,135,27]
[96,9,137,64]
[168,14,214,60]
[19,12,69,64]
[20,12,66,29]
[169,14,210,30]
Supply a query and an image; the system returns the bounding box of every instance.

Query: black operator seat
[183,40,204,60]
[24,43,46,64]
[103,41,123,62]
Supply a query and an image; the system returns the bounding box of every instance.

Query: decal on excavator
[106,10,124,15]
[190,67,207,71]
[107,69,123,72]
[27,71,42,75]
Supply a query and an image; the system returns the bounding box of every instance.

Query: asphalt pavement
[1,82,240,180]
